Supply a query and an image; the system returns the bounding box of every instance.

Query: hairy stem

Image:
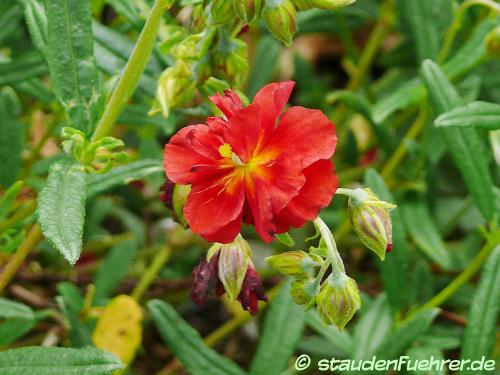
[91,0,175,141]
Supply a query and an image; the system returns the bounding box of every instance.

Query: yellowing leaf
[92,295,142,367]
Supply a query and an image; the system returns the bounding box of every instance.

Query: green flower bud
[291,0,314,10]
[173,184,191,228]
[316,273,361,329]
[233,0,262,21]
[263,0,297,46]
[213,36,249,85]
[210,0,236,25]
[485,26,500,59]
[217,236,251,300]
[171,34,204,60]
[154,62,197,117]
[348,188,395,260]
[290,278,317,306]
[266,250,321,278]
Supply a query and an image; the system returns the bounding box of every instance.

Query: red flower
[164,81,338,243]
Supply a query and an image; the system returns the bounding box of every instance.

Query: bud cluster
[61,127,128,174]
[152,0,356,116]
[267,217,361,329]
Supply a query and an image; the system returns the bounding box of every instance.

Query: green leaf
[398,0,450,62]
[460,246,500,371]
[38,161,87,265]
[275,232,295,247]
[420,59,496,221]
[86,159,163,197]
[93,239,138,305]
[0,2,23,45]
[42,0,103,134]
[0,346,123,374]
[148,300,246,375]
[326,90,374,122]
[0,318,37,347]
[400,200,453,270]
[374,308,439,360]
[406,346,444,375]
[0,298,34,320]
[306,310,353,357]
[364,169,411,311]
[18,0,48,52]
[436,101,500,130]
[0,50,47,86]
[250,281,306,375]
[352,295,392,360]
[0,88,23,189]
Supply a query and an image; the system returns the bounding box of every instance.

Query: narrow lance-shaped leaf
[436,101,500,130]
[148,300,247,375]
[250,281,306,375]
[38,161,86,265]
[0,88,24,189]
[0,347,123,375]
[420,59,496,221]
[460,246,500,373]
[39,0,103,135]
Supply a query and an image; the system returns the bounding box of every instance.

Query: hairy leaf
[38,161,86,265]
[436,101,500,130]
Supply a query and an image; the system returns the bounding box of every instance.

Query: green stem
[313,217,345,279]
[91,0,175,141]
[0,224,42,295]
[131,245,172,301]
[411,230,500,316]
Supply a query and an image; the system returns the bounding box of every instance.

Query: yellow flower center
[218,143,232,158]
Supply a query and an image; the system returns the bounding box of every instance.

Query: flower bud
[263,0,297,46]
[291,0,314,10]
[290,278,317,306]
[316,273,361,329]
[217,236,251,300]
[171,34,203,60]
[266,250,321,278]
[210,0,236,25]
[213,36,249,85]
[172,183,191,228]
[154,62,196,117]
[348,188,395,260]
[233,0,262,21]
[238,264,267,314]
[485,26,500,59]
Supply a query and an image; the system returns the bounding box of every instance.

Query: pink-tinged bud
[172,184,191,228]
[217,236,250,300]
[263,0,297,46]
[266,250,321,278]
[237,265,267,314]
[348,188,395,260]
[316,273,361,329]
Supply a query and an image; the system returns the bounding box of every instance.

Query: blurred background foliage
[0,0,499,374]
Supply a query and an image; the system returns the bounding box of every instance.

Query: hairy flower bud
[233,0,261,21]
[210,0,236,25]
[217,236,251,300]
[263,0,297,46]
[155,62,196,117]
[348,188,395,260]
[266,250,321,278]
[290,278,317,306]
[316,273,361,329]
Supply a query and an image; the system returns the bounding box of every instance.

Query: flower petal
[245,156,305,242]
[202,212,243,244]
[184,174,245,243]
[276,159,338,233]
[263,106,337,169]
[164,124,228,185]
[210,90,243,120]
[253,80,295,128]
